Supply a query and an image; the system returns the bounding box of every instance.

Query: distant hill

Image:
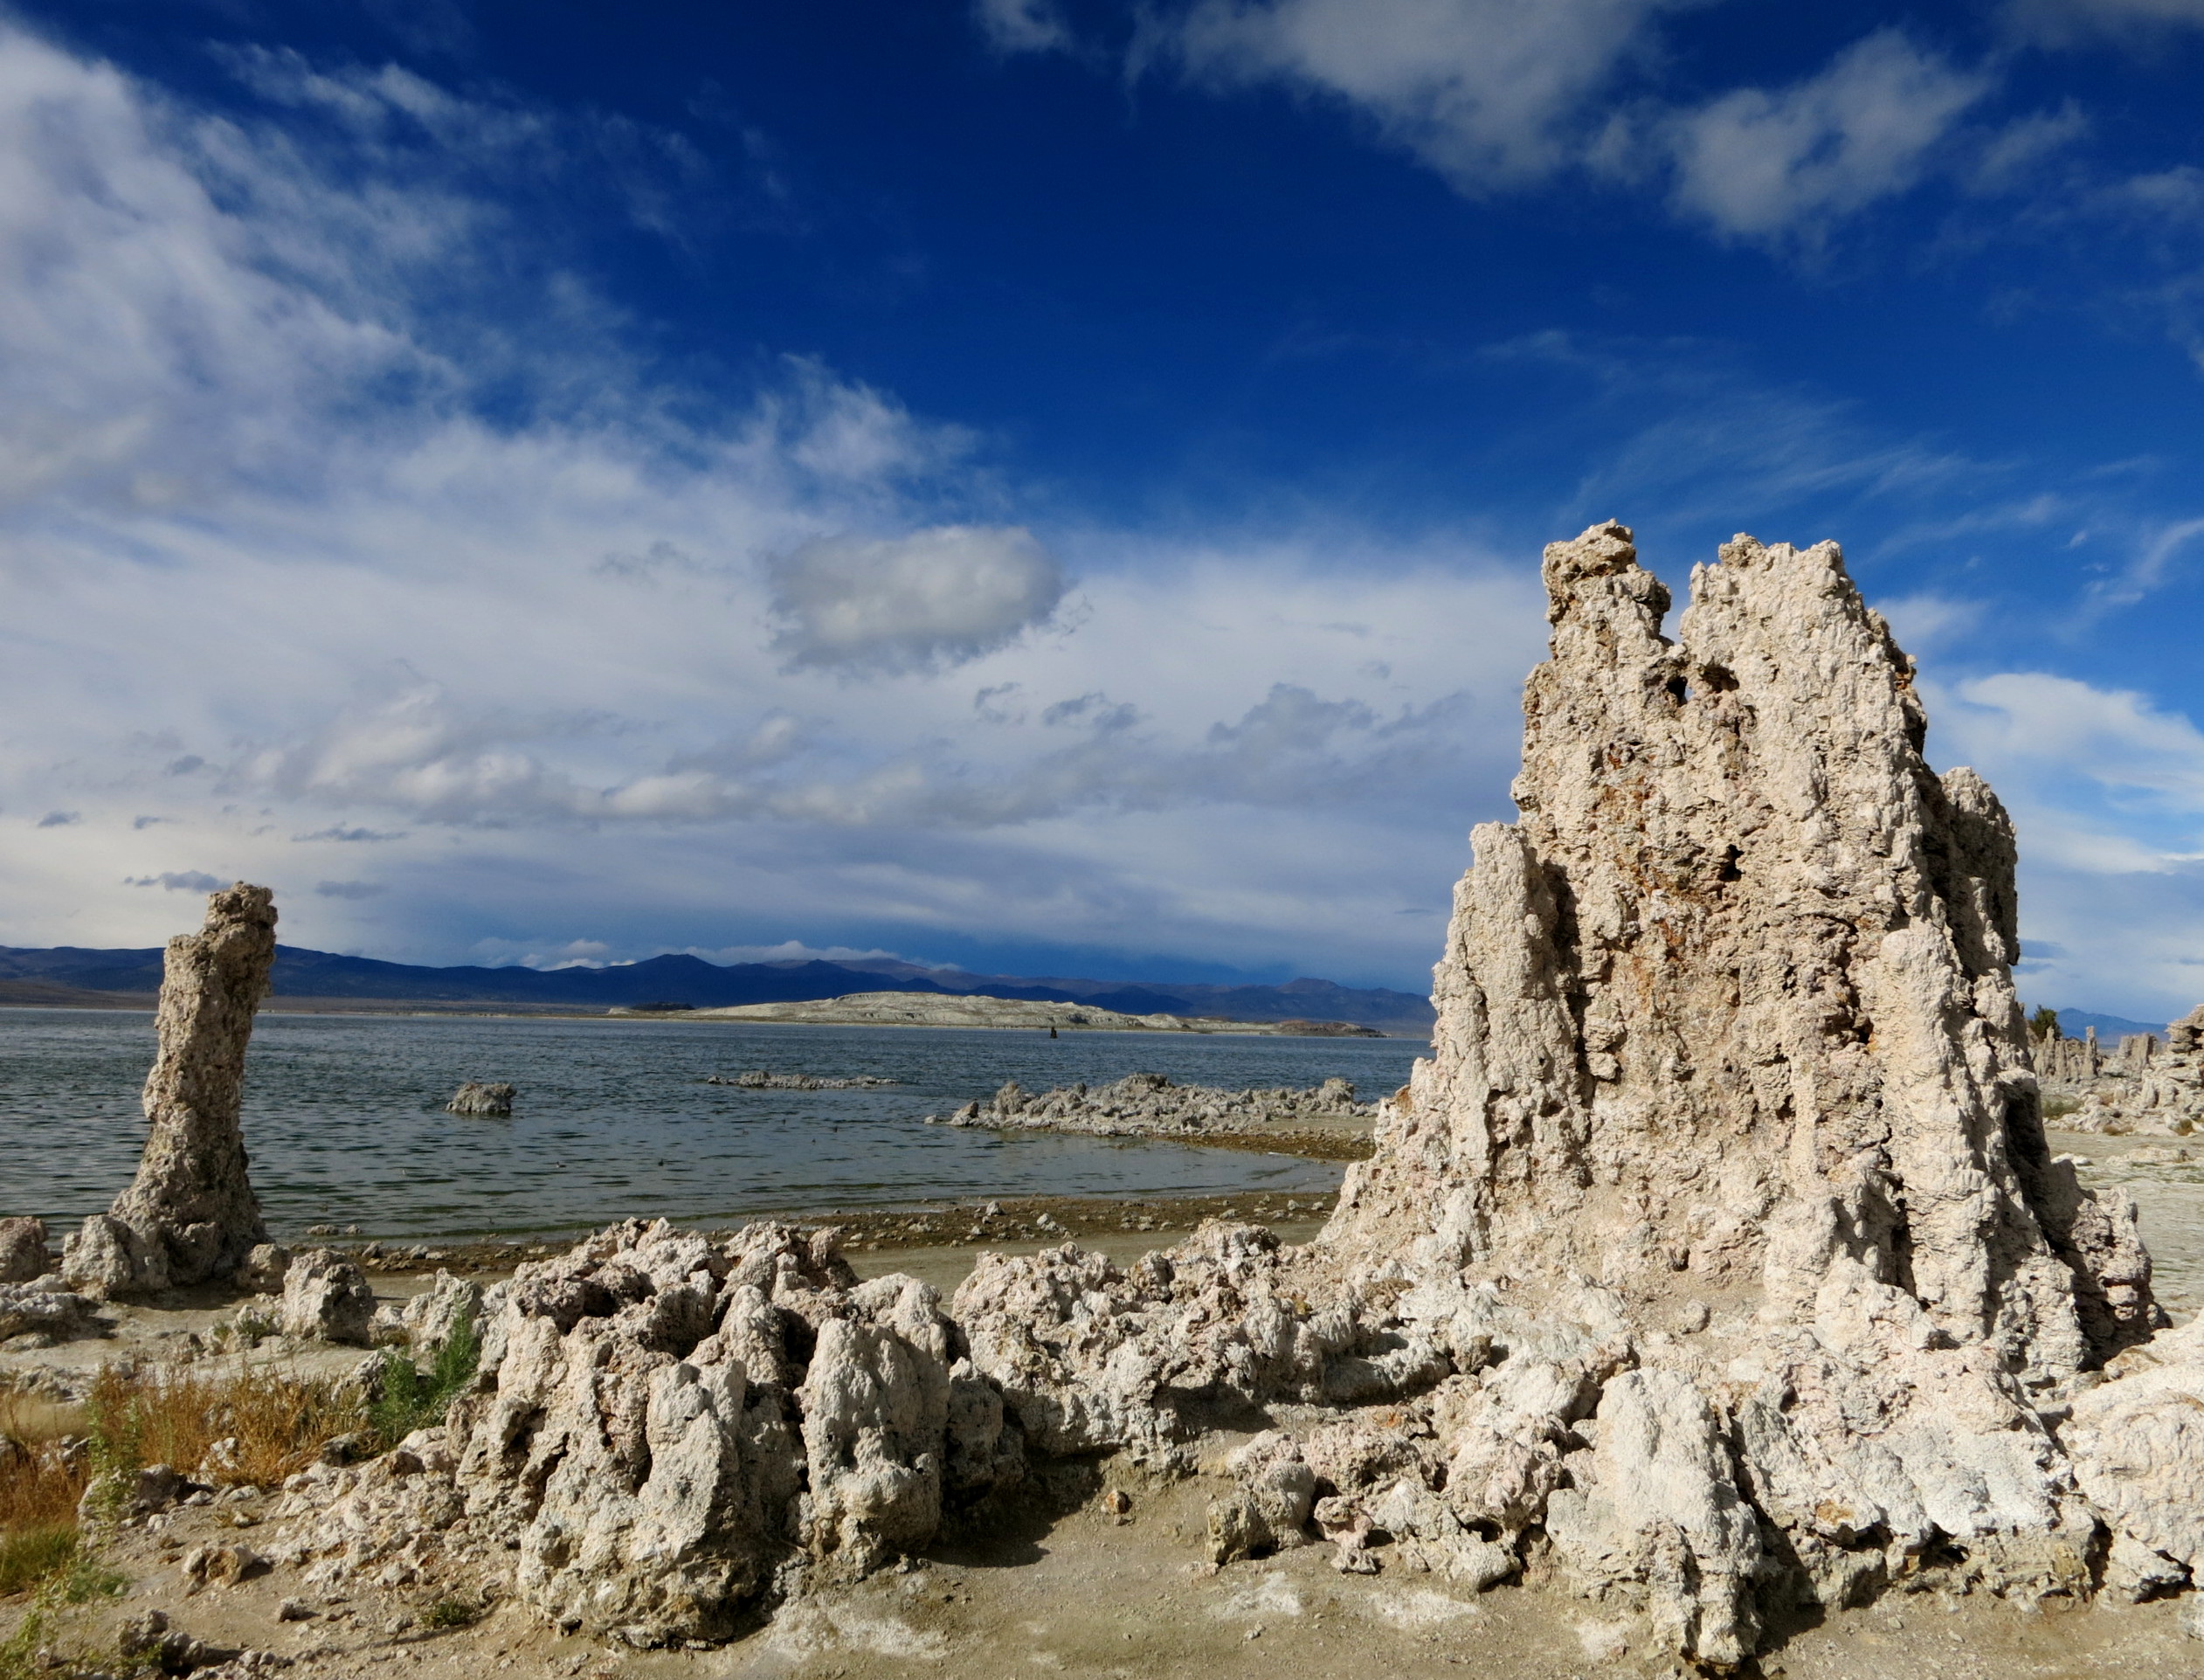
[0,944,1438,1035]
[2055,1008,2172,1044]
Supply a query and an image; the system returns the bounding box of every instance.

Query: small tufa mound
[445,1217,1022,1646]
[446,1082,516,1117]
[0,1215,52,1283]
[280,1248,377,1345]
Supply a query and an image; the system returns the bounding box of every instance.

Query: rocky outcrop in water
[931,1073,1372,1146]
[446,1082,516,1117]
[707,1071,897,1089]
[2039,1007,2204,1136]
[62,885,276,1299]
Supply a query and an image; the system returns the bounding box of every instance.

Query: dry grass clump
[0,1391,88,1600]
[84,1360,370,1492]
[1,1361,368,1604]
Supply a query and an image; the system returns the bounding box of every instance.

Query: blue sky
[3,0,2203,1017]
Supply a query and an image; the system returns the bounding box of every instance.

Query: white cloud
[1933,671,2204,1019]
[975,0,1074,53]
[767,526,1069,676]
[1874,591,1986,653]
[1655,31,1990,243]
[2005,0,2204,49]
[1163,0,1681,189]
[0,19,1546,985]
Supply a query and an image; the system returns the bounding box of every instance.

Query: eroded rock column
[64,883,277,1296]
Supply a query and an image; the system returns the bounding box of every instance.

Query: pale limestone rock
[0,1276,96,1343]
[2066,1317,2204,1580]
[446,1081,515,1117]
[400,1269,482,1358]
[935,1072,1374,1143]
[1206,1432,1316,1564]
[0,1216,49,1283]
[447,1218,1010,1646]
[952,1224,1369,1469]
[279,1249,375,1345]
[62,885,275,1297]
[236,1242,291,1293]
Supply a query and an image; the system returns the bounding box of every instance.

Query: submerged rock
[61,884,276,1298]
[446,1082,516,1117]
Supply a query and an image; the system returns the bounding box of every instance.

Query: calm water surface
[0,1009,1426,1241]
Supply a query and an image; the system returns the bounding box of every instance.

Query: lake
[0,1008,1427,1242]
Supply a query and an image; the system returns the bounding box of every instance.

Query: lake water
[0,1009,1427,1241]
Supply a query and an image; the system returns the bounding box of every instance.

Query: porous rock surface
[279,1248,377,1345]
[61,884,276,1298]
[0,1216,50,1283]
[446,1081,516,1117]
[440,1218,1019,1646]
[0,1275,98,1343]
[933,1072,1371,1142]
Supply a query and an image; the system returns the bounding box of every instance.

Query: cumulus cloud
[1163,0,1680,189]
[1653,32,1990,244]
[124,871,227,891]
[767,525,1070,675]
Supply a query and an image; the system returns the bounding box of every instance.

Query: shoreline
[0,997,1428,1035]
[324,1186,1344,1288]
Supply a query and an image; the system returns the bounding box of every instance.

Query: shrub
[423,1595,481,1630]
[369,1309,480,1448]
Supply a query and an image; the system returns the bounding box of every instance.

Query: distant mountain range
[0,944,1438,1036]
[2055,1008,2173,1044]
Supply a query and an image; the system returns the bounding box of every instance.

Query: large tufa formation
[1323,522,2150,1365]
[64,884,277,1297]
[957,523,2204,1664]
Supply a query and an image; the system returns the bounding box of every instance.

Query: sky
[3,0,2203,1016]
